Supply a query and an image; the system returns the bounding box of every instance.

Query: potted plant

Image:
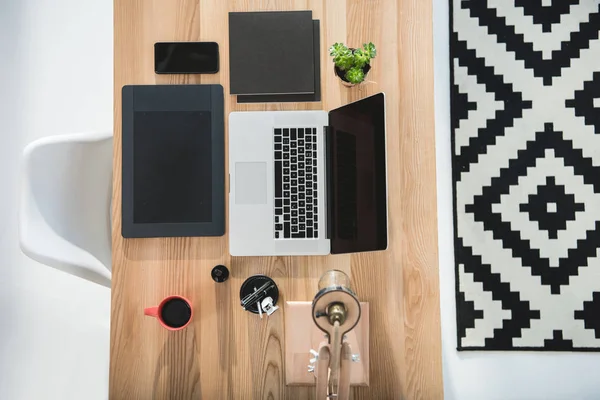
[329,42,376,86]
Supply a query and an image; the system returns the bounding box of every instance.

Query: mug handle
[144,306,159,317]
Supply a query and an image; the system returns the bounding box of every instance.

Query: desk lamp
[311,270,361,399]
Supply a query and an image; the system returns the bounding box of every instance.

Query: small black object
[239,275,279,314]
[154,42,219,74]
[211,265,229,282]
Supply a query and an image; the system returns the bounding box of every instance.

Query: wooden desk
[110,0,442,399]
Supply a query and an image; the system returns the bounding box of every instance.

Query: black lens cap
[211,265,229,282]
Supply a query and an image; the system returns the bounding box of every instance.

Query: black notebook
[237,20,321,104]
[229,11,315,95]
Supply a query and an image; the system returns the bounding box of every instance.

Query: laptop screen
[327,93,387,254]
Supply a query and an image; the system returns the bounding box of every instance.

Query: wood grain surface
[110,0,442,399]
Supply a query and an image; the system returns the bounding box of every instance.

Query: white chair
[19,132,113,288]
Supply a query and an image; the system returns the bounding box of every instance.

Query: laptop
[229,93,387,256]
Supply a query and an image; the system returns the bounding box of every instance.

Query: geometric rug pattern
[450,0,600,350]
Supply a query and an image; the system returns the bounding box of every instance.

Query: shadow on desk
[123,237,226,262]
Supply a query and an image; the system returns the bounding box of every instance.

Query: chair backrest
[19,132,113,287]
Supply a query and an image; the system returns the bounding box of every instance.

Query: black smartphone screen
[154,42,219,74]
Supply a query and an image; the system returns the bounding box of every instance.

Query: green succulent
[329,43,354,71]
[329,42,377,84]
[329,42,348,58]
[336,52,355,71]
[345,67,365,84]
[353,49,370,69]
[362,42,376,59]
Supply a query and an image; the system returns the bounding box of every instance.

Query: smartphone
[154,42,219,74]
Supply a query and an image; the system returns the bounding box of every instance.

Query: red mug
[144,295,193,331]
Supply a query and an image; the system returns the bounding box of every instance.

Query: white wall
[434,1,600,399]
[0,0,112,399]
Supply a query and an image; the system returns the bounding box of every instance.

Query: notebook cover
[229,11,315,95]
[237,20,321,103]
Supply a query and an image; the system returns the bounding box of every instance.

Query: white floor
[1,0,599,398]
[0,0,112,399]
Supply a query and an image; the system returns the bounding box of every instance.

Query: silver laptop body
[229,110,330,256]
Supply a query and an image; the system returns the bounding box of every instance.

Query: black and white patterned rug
[450,0,600,351]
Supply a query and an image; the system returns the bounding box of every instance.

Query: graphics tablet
[121,84,225,238]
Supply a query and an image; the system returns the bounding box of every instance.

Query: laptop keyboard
[273,127,319,239]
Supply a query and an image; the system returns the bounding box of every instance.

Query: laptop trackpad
[275,240,319,253]
[235,162,267,205]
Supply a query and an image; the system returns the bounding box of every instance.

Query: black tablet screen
[133,110,212,224]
